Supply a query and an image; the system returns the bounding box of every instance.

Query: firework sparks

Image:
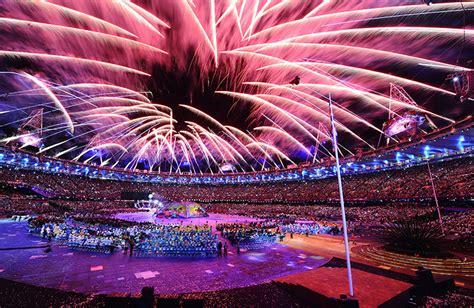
[0,0,471,173]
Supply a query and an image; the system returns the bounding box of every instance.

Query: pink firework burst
[0,0,471,173]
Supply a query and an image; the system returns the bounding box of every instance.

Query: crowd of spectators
[0,156,471,203]
[0,198,138,218]
[4,198,472,245]
[2,270,472,307]
[439,211,473,236]
[216,223,279,249]
[205,202,473,242]
[28,216,218,257]
[0,198,57,217]
[280,223,340,236]
[0,278,309,308]
[0,154,472,254]
[0,278,97,308]
[0,154,471,307]
[423,291,474,307]
[205,203,435,225]
[435,211,473,252]
[135,224,217,257]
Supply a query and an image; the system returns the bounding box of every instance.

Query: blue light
[458,135,465,151]
[424,145,430,158]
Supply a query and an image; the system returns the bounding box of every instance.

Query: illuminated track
[355,245,474,277]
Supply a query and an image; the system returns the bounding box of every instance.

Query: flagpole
[427,161,445,235]
[329,93,354,297]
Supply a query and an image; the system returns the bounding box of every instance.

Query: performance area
[0,219,330,295]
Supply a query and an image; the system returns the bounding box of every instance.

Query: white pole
[329,93,354,297]
[427,161,445,235]
[169,110,173,174]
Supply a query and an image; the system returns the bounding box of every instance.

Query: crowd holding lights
[0,122,471,186]
[0,152,471,208]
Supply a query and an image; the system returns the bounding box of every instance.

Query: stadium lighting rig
[448,71,473,102]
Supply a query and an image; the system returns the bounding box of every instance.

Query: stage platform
[115,212,264,227]
[275,266,412,307]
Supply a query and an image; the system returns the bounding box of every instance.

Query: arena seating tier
[0,156,471,204]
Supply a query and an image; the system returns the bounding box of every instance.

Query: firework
[0,0,471,173]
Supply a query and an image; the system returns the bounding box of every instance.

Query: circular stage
[0,219,328,294]
[155,201,208,219]
[115,211,264,227]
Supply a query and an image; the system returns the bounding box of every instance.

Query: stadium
[0,1,473,307]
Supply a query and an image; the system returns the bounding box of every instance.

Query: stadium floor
[0,219,328,294]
